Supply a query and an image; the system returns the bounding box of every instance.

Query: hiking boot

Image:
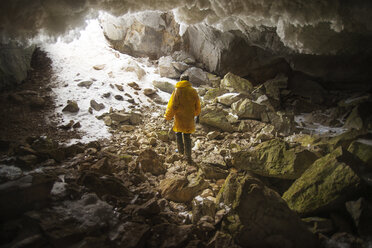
[176,132,184,154]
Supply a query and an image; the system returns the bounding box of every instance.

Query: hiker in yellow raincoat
[164,75,201,163]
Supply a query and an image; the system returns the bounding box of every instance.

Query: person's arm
[164,90,176,120]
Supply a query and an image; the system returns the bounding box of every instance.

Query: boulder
[283,147,363,215]
[261,111,295,136]
[345,197,372,237]
[216,172,319,248]
[152,80,174,94]
[172,51,196,65]
[231,98,266,120]
[199,106,236,132]
[232,138,318,179]
[263,74,288,101]
[159,56,180,79]
[62,100,79,113]
[302,217,334,234]
[172,61,190,73]
[220,72,253,94]
[136,149,166,176]
[192,195,216,224]
[344,102,372,130]
[204,88,229,101]
[347,140,372,167]
[91,157,113,174]
[109,112,130,123]
[0,173,56,220]
[181,67,209,86]
[216,93,242,106]
[158,173,208,203]
[199,162,228,180]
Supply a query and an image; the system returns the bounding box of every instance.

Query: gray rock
[123,61,146,79]
[199,106,236,132]
[136,148,166,176]
[221,72,254,94]
[159,56,180,79]
[153,80,175,94]
[77,80,93,89]
[216,93,242,106]
[231,98,266,120]
[90,100,105,111]
[62,100,79,113]
[181,67,209,87]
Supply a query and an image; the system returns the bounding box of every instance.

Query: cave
[1,1,372,247]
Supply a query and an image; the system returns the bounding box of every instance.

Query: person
[164,75,201,164]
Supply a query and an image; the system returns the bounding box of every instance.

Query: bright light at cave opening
[41,17,175,145]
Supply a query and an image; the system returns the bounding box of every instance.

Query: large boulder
[216,172,319,248]
[261,111,295,136]
[231,98,266,120]
[199,106,236,132]
[101,11,181,60]
[220,72,253,94]
[232,138,318,179]
[181,67,209,87]
[0,42,35,90]
[216,93,242,107]
[348,140,372,167]
[344,102,372,130]
[283,147,363,216]
[152,80,175,94]
[159,55,181,79]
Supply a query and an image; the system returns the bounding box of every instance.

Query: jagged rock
[261,111,295,136]
[77,80,93,89]
[345,197,372,237]
[143,88,156,96]
[172,61,190,73]
[263,74,288,101]
[302,217,334,234]
[172,51,196,65]
[0,165,23,183]
[90,100,105,111]
[62,100,79,113]
[192,195,216,224]
[134,198,161,216]
[93,64,105,70]
[344,102,372,130]
[208,73,221,88]
[338,93,372,108]
[237,119,266,133]
[206,131,222,140]
[207,231,238,248]
[220,72,253,93]
[199,106,236,132]
[283,147,363,216]
[128,81,141,90]
[232,138,318,179]
[17,154,38,166]
[0,173,56,220]
[158,173,208,203]
[136,149,166,176]
[152,80,174,94]
[348,140,372,167]
[254,94,280,112]
[28,95,46,108]
[216,93,242,106]
[73,122,81,128]
[109,222,150,248]
[103,92,111,98]
[91,157,113,174]
[216,172,318,248]
[181,67,209,86]
[159,56,180,79]
[326,130,368,152]
[147,223,192,248]
[204,88,229,101]
[123,61,146,79]
[199,162,228,180]
[115,84,124,91]
[231,98,266,120]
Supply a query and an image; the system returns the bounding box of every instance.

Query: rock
[110,112,130,123]
[283,147,363,216]
[115,84,124,91]
[28,95,46,108]
[129,111,142,125]
[143,88,156,96]
[208,73,221,88]
[77,80,93,89]
[120,125,135,132]
[207,231,237,248]
[199,106,236,132]
[289,73,326,104]
[261,111,295,136]
[62,100,79,113]
[0,165,23,183]
[103,116,112,126]
[93,64,105,70]
[134,198,161,216]
[172,61,190,73]
[263,74,288,101]
[344,102,372,130]
[181,67,209,86]
[204,88,229,101]
[159,173,208,203]
[216,172,318,248]
[109,222,150,248]
[199,162,228,180]
[327,130,367,152]
[147,224,192,248]
[216,93,242,106]
[348,140,372,167]
[91,157,113,174]
[18,154,38,166]
[0,173,56,220]
[302,217,334,234]
[152,80,174,94]
[231,98,266,120]
[128,81,141,90]
[220,72,253,93]
[206,131,222,140]
[172,51,196,65]
[232,138,318,179]
[159,56,180,79]
[90,100,105,111]
[192,195,217,224]
[103,92,111,98]
[237,119,266,133]
[136,148,166,176]
[345,197,372,237]
[123,61,146,79]
[31,137,65,162]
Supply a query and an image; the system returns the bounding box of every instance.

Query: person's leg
[183,133,192,163]
[176,132,184,154]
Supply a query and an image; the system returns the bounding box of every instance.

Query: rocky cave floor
[1,49,372,248]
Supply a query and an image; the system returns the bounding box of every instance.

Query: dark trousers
[176,132,192,161]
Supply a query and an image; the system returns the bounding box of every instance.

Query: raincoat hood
[175,80,191,88]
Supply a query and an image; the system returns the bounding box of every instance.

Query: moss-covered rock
[231,98,266,120]
[348,140,372,167]
[344,102,372,130]
[326,130,367,152]
[232,138,318,179]
[216,172,318,248]
[199,106,236,132]
[204,88,228,101]
[283,147,363,216]
[220,72,253,94]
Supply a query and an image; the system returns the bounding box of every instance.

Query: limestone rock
[159,56,180,79]
[62,100,79,113]
[77,80,93,89]
[216,172,318,248]
[172,61,190,73]
[199,162,228,180]
[90,100,105,111]
[93,64,105,70]
[220,72,253,93]
[172,51,196,65]
[283,147,363,215]
[199,106,236,132]
[128,81,141,90]
[348,140,372,167]
[261,111,295,136]
[204,88,229,101]
[181,67,209,86]
[231,98,266,120]
[344,102,372,130]
[345,197,372,237]
[115,84,124,91]
[136,148,166,176]
[110,112,130,123]
[91,157,113,174]
[192,195,216,224]
[152,80,174,94]
[216,93,242,106]
[109,222,150,248]
[263,74,288,101]
[232,138,318,179]
[123,61,146,79]
[143,88,156,96]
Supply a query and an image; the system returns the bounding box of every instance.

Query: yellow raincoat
[164,80,201,133]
